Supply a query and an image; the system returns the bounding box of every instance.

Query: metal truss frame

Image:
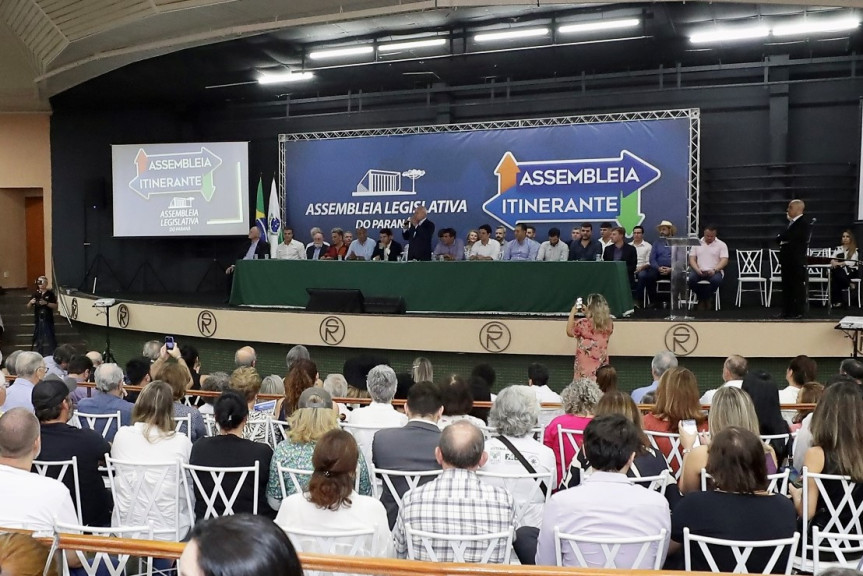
[279,109,700,236]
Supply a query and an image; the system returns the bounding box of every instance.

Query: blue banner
[283,117,691,243]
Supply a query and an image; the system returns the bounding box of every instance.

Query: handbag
[495,435,548,497]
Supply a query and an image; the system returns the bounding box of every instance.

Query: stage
[57,289,859,360]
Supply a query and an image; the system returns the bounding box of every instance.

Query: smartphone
[680,419,700,447]
[165,336,175,351]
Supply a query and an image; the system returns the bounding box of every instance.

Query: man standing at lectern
[402,205,435,261]
[777,199,810,319]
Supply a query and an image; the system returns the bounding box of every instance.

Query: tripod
[94,302,117,363]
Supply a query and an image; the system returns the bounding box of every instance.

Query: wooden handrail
[7,529,726,576]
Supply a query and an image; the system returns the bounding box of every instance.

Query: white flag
[267,178,282,258]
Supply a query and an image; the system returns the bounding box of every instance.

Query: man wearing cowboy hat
[642,220,676,306]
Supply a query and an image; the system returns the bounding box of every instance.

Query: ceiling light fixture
[689,25,770,44]
[558,18,640,34]
[474,28,549,43]
[308,46,374,60]
[772,16,860,37]
[379,38,448,52]
[257,71,315,85]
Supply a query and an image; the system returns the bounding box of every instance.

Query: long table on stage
[230,260,634,316]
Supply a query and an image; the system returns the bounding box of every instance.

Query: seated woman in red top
[543,378,602,486]
[566,293,613,380]
[642,367,707,475]
[322,228,348,260]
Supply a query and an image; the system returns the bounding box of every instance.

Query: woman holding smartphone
[565,293,613,380]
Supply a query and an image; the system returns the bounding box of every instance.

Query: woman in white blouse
[111,380,193,541]
[275,429,392,558]
[831,229,859,307]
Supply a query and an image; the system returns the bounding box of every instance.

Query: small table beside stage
[230,260,634,316]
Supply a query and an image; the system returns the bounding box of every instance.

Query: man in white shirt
[687,225,729,310]
[346,227,376,261]
[598,222,614,252]
[528,363,563,430]
[631,225,653,304]
[0,408,82,567]
[469,224,501,261]
[778,355,817,423]
[537,227,569,262]
[275,227,306,260]
[699,355,747,404]
[347,365,407,466]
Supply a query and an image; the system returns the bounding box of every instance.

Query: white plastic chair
[631,469,672,496]
[404,522,513,563]
[687,283,721,310]
[699,468,790,496]
[736,249,766,307]
[554,526,667,569]
[54,522,154,576]
[243,417,274,447]
[761,433,792,467]
[270,419,291,441]
[376,469,442,515]
[341,421,401,477]
[767,249,782,307]
[684,527,799,574]
[644,430,685,478]
[174,414,192,437]
[477,470,553,528]
[796,467,863,572]
[33,457,83,525]
[106,455,183,541]
[807,261,831,306]
[202,413,217,437]
[281,526,376,555]
[276,463,313,499]
[556,425,585,485]
[812,528,863,574]
[182,461,260,523]
[76,411,122,439]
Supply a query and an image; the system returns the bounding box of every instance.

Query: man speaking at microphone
[402,205,435,261]
[777,199,811,319]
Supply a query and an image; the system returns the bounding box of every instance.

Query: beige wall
[0,113,52,287]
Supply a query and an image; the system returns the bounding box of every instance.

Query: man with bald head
[393,421,515,562]
[777,199,810,319]
[699,354,748,405]
[402,205,435,261]
[0,409,82,561]
[234,346,257,368]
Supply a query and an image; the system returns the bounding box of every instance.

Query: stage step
[0,288,87,360]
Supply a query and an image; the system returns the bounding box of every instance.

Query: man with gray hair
[77,363,134,441]
[346,364,407,465]
[1,351,45,412]
[142,339,162,362]
[393,421,516,561]
[699,354,748,405]
[0,408,82,569]
[2,349,21,378]
[630,351,678,403]
[234,345,257,368]
[285,345,310,372]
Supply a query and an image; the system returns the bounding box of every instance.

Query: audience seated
[643,367,707,475]
[669,427,796,572]
[77,363,134,441]
[779,355,818,423]
[373,381,443,529]
[543,378,602,484]
[267,387,372,510]
[283,359,318,416]
[65,355,94,404]
[276,429,392,557]
[679,386,776,495]
[742,369,792,463]
[528,414,671,567]
[482,385,556,529]
[698,354,747,404]
[124,357,152,404]
[790,382,824,432]
[230,367,274,446]
[412,357,434,383]
[44,344,75,379]
[595,364,618,394]
[285,344,310,372]
[469,363,496,422]
[111,380,193,541]
[234,346,257,369]
[198,371,230,416]
[438,375,486,430]
[393,421,516,562]
[1,352,44,412]
[158,361,206,442]
[322,373,350,420]
[527,363,563,430]
[260,374,286,419]
[630,351,677,403]
[180,514,302,576]
[346,365,407,465]
[2,350,22,380]
[33,377,113,527]
[189,390,273,519]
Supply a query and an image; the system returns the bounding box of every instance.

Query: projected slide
[111,142,249,237]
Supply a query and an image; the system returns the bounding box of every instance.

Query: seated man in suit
[373,381,443,529]
[225,227,270,298]
[372,228,403,261]
[603,226,638,288]
[305,229,328,260]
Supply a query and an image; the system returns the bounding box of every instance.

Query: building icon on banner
[353,168,424,197]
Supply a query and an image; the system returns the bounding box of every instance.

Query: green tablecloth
[230,260,634,316]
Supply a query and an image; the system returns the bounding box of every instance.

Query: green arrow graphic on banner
[201,172,215,202]
[617,189,645,234]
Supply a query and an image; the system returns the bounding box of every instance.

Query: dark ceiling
[52,2,863,113]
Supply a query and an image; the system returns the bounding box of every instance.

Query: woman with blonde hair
[679,386,777,494]
[266,387,372,511]
[275,429,392,557]
[543,378,602,483]
[157,361,206,441]
[111,380,192,540]
[642,367,707,475]
[464,229,479,259]
[831,229,859,307]
[566,293,613,380]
